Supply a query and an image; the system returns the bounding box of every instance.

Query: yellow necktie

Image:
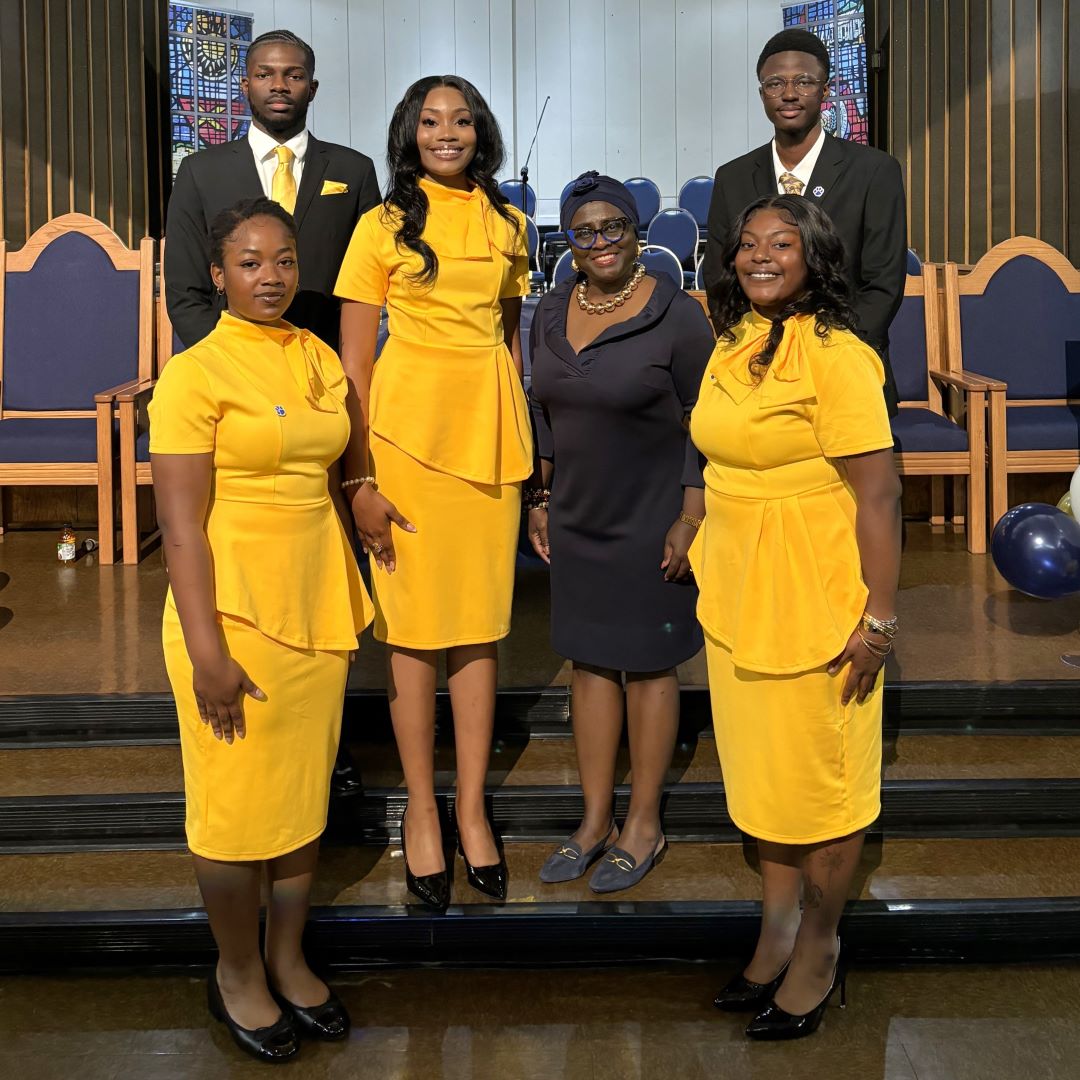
[779,171,805,196]
[271,145,297,214]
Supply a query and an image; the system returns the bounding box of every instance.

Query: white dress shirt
[771,124,826,194]
[248,125,309,198]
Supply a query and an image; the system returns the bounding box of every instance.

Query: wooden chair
[890,264,995,554]
[0,214,153,562]
[943,237,1080,528]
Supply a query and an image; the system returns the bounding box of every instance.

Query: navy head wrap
[559,171,639,235]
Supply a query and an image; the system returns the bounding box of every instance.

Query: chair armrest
[933,369,1006,392]
[115,378,157,407]
[95,377,154,404]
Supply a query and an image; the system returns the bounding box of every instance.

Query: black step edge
[2,681,1080,747]
[4,779,1080,852]
[2,896,1079,972]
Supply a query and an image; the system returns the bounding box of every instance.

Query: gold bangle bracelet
[679,512,703,529]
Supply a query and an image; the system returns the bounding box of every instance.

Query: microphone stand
[519,95,550,215]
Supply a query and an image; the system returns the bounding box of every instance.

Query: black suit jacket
[700,134,906,412]
[165,134,381,352]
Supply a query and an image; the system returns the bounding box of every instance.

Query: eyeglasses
[566,216,632,249]
[759,74,825,98]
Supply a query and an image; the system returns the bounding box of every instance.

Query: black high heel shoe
[457,820,508,902]
[745,940,846,1041]
[270,985,350,1041]
[207,974,299,1064]
[400,808,451,913]
[713,959,790,1012]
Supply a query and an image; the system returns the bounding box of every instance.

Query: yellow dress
[688,311,894,844]
[334,179,532,648]
[148,312,374,861]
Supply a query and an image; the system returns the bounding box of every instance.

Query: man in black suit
[165,29,381,353]
[165,30,379,795]
[700,28,906,413]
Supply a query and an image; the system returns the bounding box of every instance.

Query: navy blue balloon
[991,503,1080,599]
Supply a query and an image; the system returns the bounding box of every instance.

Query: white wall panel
[307,0,351,146]
[454,0,492,99]
[530,0,573,218]
[382,0,422,111]
[675,1,714,188]
[568,2,607,179]
[603,0,642,182]
[417,0,456,80]
[640,0,678,196]
[344,0,387,181]
[488,0,516,177]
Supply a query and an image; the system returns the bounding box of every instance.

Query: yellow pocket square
[321,180,349,195]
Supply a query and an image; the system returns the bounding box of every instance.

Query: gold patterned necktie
[271,145,297,214]
[779,171,805,196]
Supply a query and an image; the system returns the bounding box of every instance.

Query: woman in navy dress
[527,173,714,893]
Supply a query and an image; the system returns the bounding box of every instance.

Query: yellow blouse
[148,312,374,651]
[334,177,533,485]
[688,311,893,674]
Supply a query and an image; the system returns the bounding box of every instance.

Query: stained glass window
[780,2,869,144]
[168,4,253,177]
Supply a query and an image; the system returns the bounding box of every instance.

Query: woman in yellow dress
[334,76,531,910]
[689,195,901,1040]
[150,198,373,1063]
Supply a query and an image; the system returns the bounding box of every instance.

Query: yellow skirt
[163,608,348,861]
[704,634,882,845]
[368,430,521,648]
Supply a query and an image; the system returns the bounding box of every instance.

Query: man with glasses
[700,28,905,412]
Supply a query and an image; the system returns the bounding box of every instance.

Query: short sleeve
[334,210,391,306]
[527,313,554,460]
[148,354,220,454]
[811,340,894,458]
[500,213,531,299]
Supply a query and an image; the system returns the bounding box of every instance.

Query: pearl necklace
[576,261,646,315]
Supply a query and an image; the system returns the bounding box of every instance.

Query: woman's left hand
[828,625,889,706]
[661,519,698,582]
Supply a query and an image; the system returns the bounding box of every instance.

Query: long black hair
[384,74,519,286]
[709,194,858,380]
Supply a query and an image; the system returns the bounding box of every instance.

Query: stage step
[6,733,1080,799]
[3,838,1079,970]
[4,680,1080,747]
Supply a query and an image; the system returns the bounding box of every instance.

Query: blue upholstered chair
[943,237,1080,528]
[498,179,537,219]
[647,208,699,287]
[552,248,577,287]
[906,248,922,275]
[678,175,714,243]
[891,264,992,553]
[623,177,662,231]
[639,245,685,289]
[524,218,546,294]
[0,214,155,563]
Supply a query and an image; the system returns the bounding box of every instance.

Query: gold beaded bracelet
[341,475,377,492]
[679,512,703,529]
[861,612,898,639]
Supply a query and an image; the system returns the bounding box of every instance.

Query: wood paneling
[870,0,1079,264]
[0,0,167,248]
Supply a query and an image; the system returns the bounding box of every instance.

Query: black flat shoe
[401,809,450,913]
[713,961,790,1012]
[271,986,350,1041]
[330,748,363,797]
[745,943,846,1041]
[457,825,508,902]
[207,975,299,1064]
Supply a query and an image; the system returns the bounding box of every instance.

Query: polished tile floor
[3,523,1080,696]
[1,963,1078,1079]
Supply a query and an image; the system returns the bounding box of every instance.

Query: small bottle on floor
[57,524,77,563]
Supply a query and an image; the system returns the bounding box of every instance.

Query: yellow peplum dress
[334,179,533,648]
[688,310,894,845]
[149,312,374,861]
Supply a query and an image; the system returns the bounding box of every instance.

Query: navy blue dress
[529,274,714,672]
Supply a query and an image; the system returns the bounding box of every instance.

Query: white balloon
[1070,465,1080,521]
